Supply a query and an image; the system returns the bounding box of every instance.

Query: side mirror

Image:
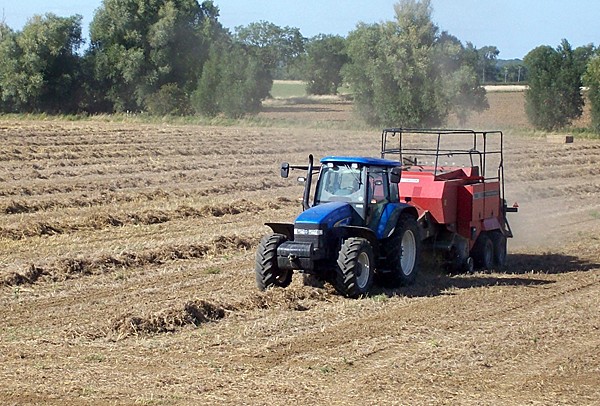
[390,167,402,184]
[280,162,290,178]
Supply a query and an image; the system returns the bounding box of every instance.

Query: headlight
[294,228,324,236]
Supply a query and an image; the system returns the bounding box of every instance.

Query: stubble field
[1,91,599,405]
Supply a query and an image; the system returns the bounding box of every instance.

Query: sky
[1,0,599,60]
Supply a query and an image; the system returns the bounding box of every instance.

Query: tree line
[0,0,599,132]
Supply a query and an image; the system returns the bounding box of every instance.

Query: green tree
[89,0,223,112]
[584,52,600,133]
[0,14,83,113]
[191,46,221,117]
[0,23,20,112]
[497,60,527,83]
[217,46,269,117]
[573,44,596,78]
[435,33,488,125]
[191,42,271,118]
[344,0,487,127]
[234,21,305,80]
[471,44,499,83]
[304,34,348,95]
[524,40,586,131]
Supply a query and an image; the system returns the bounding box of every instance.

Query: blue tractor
[255,154,421,298]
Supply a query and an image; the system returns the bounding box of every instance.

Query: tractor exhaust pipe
[302,154,314,211]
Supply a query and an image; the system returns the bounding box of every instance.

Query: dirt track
[1,95,599,405]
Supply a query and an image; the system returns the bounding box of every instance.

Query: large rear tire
[472,232,494,270]
[334,238,374,298]
[255,234,292,290]
[379,214,420,288]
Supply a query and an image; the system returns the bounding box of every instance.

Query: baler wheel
[255,233,292,290]
[472,232,494,270]
[335,237,374,298]
[490,230,507,268]
[464,257,474,273]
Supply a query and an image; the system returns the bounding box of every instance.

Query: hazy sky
[2,0,599,59]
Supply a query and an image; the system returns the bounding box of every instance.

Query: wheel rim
[465,257,474,273]
[355,251,371,289]
[400,230,417,276]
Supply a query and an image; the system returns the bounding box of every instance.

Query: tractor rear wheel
[472,232,494,270]
[490,230,507,268]
[379,214,420,287]
[335,238,374,298]
[255,233,292,290]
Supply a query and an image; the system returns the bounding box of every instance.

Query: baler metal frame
[381,128,516,223]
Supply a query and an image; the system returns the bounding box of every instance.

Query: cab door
[366,168,390,232]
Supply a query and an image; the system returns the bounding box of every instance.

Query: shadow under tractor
[255,128,518,298]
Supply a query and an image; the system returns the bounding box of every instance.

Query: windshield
[314,164,365,204]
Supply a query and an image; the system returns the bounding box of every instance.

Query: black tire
[490,230,507,269]
[445,239,473,274]
[334,237,374,298]
[255,233,292,290]
[472,232,494,270]
[379,214,421,287]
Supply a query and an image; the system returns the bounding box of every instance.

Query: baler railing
[380,128,505,197]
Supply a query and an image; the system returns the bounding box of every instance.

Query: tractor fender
[378,203,419,239]
[337,225,380,258]
[265,222,294,240]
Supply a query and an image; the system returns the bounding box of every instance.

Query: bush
[145,84,191,116]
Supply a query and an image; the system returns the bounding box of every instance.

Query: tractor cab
[313,157,401,231]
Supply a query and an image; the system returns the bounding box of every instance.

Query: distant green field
[271,80,307,98]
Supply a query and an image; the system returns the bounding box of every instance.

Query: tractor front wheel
[335,238,374,298]
[255,233,292,290]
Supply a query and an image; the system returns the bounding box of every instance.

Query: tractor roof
[320,156,401,168]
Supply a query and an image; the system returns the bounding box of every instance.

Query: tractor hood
[295,201,353,229]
